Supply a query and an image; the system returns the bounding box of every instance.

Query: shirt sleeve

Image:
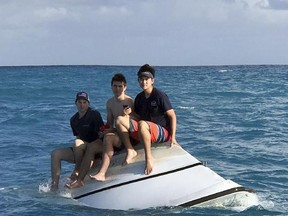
[70,115,78,136]
[134,93,141,115]
[159,90,173,112]
[93,110,104,132]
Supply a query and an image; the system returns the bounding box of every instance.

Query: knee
[86,142,102,155]
[115,115,130,128]
[138,120,149,131]
[51,149,61,160]
[74,139,85,148]
[103,134,112,145]
[115,116,124,128]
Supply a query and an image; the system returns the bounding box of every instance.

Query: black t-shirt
[70,107,104,143]
[134,87,173,132]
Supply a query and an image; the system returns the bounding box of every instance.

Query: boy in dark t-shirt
[134,87,172,132]
[50,92,104,190]
[116,64,179,175]
[70,106,103,143]
[66,73,135,188]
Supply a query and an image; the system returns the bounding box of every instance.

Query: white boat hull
[68,143,258,210]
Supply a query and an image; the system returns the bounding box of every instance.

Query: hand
[99,124,111,138]
[123,106,132,115]
[170,138,180,147]
[100,124,110,132]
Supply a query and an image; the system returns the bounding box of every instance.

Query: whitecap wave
[196,191,260,212]
[218,69,233,73]
[38,182,51,193]
[178,106,195,110]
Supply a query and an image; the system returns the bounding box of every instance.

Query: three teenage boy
[51,64,179,189]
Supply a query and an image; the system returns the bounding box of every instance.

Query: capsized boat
[66,143,259,210]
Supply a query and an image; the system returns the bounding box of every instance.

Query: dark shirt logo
[151,101,157,107]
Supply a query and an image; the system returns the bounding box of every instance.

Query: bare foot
[89,172,106,182]
[122,149,138,166]
[65,180,84,189]
[144,159,154,175]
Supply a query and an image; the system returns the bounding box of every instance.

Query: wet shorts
[129,119,170,144]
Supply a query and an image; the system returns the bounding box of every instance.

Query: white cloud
[0,0,288,66]
[257,0,288,10]
[34,7,68,20]
[96,5,131,16]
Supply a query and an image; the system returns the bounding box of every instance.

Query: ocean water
[0,65,287,216]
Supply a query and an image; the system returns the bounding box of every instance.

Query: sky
[1,0,288,66]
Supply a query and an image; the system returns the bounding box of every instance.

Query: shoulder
[153,87,163,94]
[107,97,114,104]
[106,97,114,108]
[153,88,168,98]
[124,95,134,103]
[136,91,145,99]
[88,107,102,116]
[124,94,133,100]
[153,88,172,109]
[70,112,78,121]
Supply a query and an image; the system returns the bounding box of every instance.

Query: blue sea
[0,65,287,216]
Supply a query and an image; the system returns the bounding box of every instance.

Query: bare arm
[166,109,179,146]
[106,101,114,126]
[124,97,140,121]
[105,100,116,133]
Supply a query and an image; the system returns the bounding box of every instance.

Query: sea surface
[0,65,287,216]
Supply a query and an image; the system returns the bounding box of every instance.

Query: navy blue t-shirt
[70,107,104,143]
[134,87,173,132]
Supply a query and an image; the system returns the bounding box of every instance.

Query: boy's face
[138,76,154,90]
[76,98,89,113]
[112,81,126,97]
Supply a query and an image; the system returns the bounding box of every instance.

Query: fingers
[170,141,180,147]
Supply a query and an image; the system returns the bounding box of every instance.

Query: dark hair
[111,73,127,86]
[137,64,155,78]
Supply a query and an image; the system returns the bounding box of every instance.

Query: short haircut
[111,73,127,86]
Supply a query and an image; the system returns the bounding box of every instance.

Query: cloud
[34,7,68,21]
[0,0,288,66]
[96,5,131,16]
[256,0,288,10]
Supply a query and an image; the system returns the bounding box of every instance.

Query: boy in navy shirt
[116,64,179,175]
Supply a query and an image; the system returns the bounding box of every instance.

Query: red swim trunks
[129,119,170,144]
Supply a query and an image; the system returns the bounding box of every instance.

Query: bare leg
[72,139,86,178]
[90,133,121,181]
[50,147,75,191]
[116,116,137,165]
[138,121,153,175]
[66,139,103,189]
